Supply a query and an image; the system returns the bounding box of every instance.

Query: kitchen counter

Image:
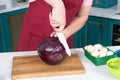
[90,6,120,20]
[0,3,28,14]
[0,46,120,80]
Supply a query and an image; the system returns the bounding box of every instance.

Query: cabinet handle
[114,38,120,43]
[101,22,104,32]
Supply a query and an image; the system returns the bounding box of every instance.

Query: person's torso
[28,0,83,26]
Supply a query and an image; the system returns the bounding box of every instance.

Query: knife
[56,32,71,56]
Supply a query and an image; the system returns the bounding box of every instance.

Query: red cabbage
[37,37,66,65]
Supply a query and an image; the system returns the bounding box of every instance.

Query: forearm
[63,5,92,39]
[63,15,88,38]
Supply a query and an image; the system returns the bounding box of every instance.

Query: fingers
[53,25,64,32]
[50,31,68,39]
[49,13,65,32]
[50,32,57,37]
[49,13,60,28]
[49,6,66,32]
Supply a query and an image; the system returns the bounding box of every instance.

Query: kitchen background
[0,0,120,52]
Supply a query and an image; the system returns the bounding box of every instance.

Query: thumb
[49,12,52,19]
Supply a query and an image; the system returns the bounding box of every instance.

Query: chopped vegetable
[84,44,113,58]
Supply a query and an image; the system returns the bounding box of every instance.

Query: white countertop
[0,3,29,14]
[0,46,120,80]
[90,6,120,20]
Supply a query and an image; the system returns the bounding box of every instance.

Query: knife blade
[56,32,71,56]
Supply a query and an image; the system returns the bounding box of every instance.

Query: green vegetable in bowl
[108,59,120,70]
[107,58,120,79]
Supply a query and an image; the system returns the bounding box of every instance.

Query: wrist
[52,0,64,8]
[44,0,64,8]
[63,30,70,39]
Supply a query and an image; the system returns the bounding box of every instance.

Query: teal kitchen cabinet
[107,19,120,46]
[83,16,108,46]
[73,26,85,48]
[0,27,2,52]
[0,13,11,52]
[0,8,27,52]
[0,14,3,52]
[73,16,108,48]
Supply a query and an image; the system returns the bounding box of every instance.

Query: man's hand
[44,0,66,32]
[49,7,66,32]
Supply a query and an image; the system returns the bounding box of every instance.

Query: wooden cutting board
[12,54,85,80]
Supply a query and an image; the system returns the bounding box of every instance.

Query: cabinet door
[7,12,25,51]
[0,13,11,52]
[108,19,120,46]
[83,16,108,46]
[0,29,2,52]
[0,15,3,52]
[0,8,26,52]
[73,27,85,48]
[6,8,27,52]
